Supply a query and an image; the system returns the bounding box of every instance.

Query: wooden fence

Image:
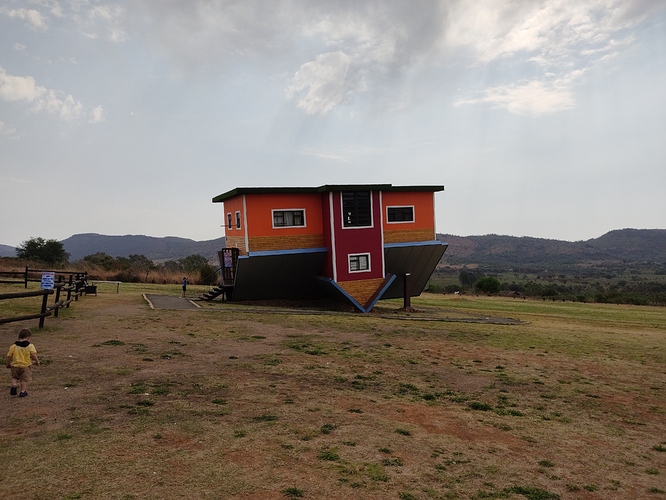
[0,270,88,329]
[0,266,88,288]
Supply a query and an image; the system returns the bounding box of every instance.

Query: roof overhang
[213,184,445,203]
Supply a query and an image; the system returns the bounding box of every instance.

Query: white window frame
[272,209,306,228]
[348,253,371,273]
[386,205,415,224]
[227,213,233,230]
[235,211,241,229]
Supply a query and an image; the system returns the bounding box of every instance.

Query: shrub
[474,277,502,295]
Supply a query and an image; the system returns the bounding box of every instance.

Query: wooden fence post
[54,276,62,318]
[24,266,28,288]
[67,275,73,307]
[39,292,49,329]
[403,273,411,310]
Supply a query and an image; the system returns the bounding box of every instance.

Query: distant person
[6,328,40,397]
[181,277,188,298]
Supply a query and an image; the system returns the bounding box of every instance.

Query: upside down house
[211,184,448,312]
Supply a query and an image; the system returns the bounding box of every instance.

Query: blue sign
[41,272,55,290]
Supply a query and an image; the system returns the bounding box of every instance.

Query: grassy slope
[1,286,665,499]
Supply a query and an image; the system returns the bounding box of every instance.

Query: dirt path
[143,293,201,310]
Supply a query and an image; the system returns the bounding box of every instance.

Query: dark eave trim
[213,184,444,203]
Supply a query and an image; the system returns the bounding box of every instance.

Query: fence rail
[0,267,88,288]
[0,269,89,328]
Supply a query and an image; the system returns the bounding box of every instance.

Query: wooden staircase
[202,285,231,301]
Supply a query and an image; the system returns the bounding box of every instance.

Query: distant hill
[437,228,666,269]
[61,233,226,261]
[0,244,15,258]
[3,229,663,268]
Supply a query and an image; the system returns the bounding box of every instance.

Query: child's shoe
[18,391,28,397]
[10,386,17,396]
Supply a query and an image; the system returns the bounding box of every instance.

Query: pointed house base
[315,275,396,313]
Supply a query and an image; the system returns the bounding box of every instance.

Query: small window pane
[342,191,371,227]
[349,254,369,272]
[273,210,305,227]
[388,206,414,222]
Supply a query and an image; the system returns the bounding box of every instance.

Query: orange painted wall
[243,193,324,238]
[222,196,245,237]
[382,191,435,231]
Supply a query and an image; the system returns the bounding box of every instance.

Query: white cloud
[444,0,659,115]
[0,67,46,102]
[0,174,31,191]
[0,120,17,136]
[89,105,105,124]
[298,148,349,162]
[456,80,575,116]
[24,0,660,117]
[28,0,65,18]
[0,66,85,121]
[88,5,127,41]
[445,0,641,66]
[0,7,48,30]
[286,51,354,115]
[34,91,84,120]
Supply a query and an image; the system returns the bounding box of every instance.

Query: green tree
[159,260,183,273]
[16,237,69,266]
[474,276,501,295]
[459,269,485,289]
[128,254,155,282]
[83,252,117,271]
[179,254,209,274]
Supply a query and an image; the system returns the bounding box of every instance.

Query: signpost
[40,272,55,290]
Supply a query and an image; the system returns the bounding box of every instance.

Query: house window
[227,213,232,230]
[387,206,414,223]
[273,209,305,227]
[342,191,371,227]
[349,253,370,273]
[235,211,241,229]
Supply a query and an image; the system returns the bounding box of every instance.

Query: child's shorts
[10,366,32,382]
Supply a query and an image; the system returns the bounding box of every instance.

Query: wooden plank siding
[337,277,386,308]
[383,227,436,244]
[248,234,325,253]
[224,235,247,255]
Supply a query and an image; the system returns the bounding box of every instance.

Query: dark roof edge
[213,184,444,203]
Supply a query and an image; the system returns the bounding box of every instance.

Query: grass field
[1,283,665,499]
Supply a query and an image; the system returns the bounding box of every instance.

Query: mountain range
[1,229,664,268]
[437,228,666,269]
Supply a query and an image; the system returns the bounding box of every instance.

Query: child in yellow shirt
[6,328,40,397]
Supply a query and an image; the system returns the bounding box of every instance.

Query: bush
[474,277,501,295]
[199,264,219,285]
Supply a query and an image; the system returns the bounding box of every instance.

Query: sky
[1,0,665,248]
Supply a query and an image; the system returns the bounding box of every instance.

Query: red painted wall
[329,190,384,282]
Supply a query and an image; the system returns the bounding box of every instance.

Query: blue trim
[384,240,448,249]
[247,247,328,257]
[314,276,366,312]
[364,274,397,312]
[314,275,397,313]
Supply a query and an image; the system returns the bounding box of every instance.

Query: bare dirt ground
[1,287,665,499]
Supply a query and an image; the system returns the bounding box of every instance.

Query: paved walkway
[144,294,201,310]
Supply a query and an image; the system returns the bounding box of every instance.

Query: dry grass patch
[1,285,665,498]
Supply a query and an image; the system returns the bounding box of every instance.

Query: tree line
[428,268,666,306]
[13,237,218,285]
